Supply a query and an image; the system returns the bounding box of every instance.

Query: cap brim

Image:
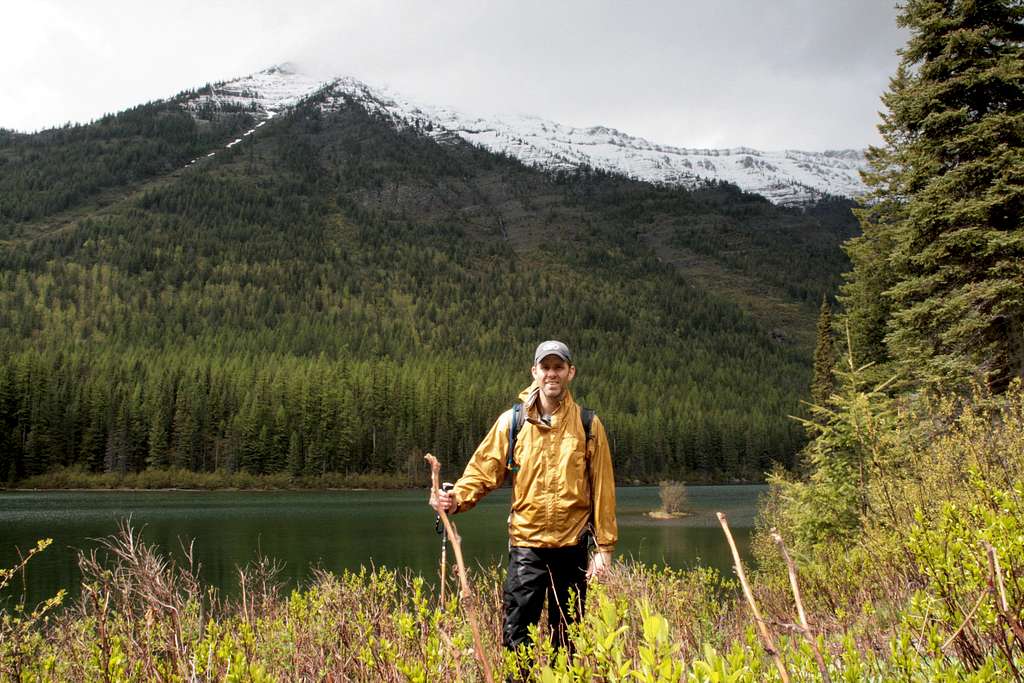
[534,352,571,364]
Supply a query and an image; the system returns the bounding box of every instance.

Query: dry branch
[771,530,831,683]
[986,542,1024,648]
[718,512,790,683]
[425,453,494,683]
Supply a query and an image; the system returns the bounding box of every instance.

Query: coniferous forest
[0,84,860,486]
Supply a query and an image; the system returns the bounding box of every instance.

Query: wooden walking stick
[426,453,494,683]
[439,521,448,605]
[771,530,830,683]
[718,512,790,683]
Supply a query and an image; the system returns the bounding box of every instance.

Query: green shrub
[903,476,1024,670]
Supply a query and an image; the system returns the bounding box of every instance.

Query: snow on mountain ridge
[183,65,330,117]
[182,66,867,206]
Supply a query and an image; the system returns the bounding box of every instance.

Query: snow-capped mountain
[183,65,868,206]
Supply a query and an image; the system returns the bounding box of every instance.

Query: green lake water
[0,485,764,608]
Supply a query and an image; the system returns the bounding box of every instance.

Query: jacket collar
[518,382,576,428]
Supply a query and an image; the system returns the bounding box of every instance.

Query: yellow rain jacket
[452,383,617,552]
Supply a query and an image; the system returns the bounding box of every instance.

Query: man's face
[531,355,576,402]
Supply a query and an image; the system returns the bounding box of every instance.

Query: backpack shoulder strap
[506,402,525,472]
[581,407,595,442]
[580,406,599,548]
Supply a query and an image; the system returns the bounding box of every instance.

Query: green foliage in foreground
[758,368,1024,682]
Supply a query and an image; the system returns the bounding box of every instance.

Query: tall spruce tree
[855,0,1024,390]
[811,297,837,406]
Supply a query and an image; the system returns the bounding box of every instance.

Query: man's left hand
[587,551,612,581]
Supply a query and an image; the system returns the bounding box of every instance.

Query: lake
[0,485,764,608]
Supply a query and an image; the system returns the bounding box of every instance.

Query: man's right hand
[429,483,456,513]
[587,550,612,581]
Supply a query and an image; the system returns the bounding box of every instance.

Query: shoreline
[1,466,766,493]
[1,481,767,493]
[1,486,381,493]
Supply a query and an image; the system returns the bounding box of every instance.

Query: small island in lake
[647,480,690,519]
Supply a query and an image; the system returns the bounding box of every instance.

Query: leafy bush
[904,477,1024,668]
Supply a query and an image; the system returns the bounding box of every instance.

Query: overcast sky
[2,0,907,151]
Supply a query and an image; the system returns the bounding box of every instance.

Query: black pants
[502,544,588,651]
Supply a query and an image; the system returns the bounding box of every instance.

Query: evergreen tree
[0,363,20,481]
[236,396,264,474]
[856,0,1024,390]
[147,407,170,469]
[126,384,148,472]
[839,181,901,376]
[104,405,130,474]
[269,406,289,473]
[79,386,108,472]
[287,430,303,476]
[170,390,197,470]
[810,297,836,406]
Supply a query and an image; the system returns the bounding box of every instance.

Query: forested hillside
[0,84,858,485]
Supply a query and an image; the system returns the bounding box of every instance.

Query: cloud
[1,0,906,149]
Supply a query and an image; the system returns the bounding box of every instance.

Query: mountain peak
[182,66,868,206]
[261,62,301,76]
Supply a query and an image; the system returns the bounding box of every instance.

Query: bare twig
[941,590,987,653]
[987,543,1009,613]
[771,530,831,683]
[239,567,250,627]
[718,512,790,683]
[438,626,465,681]
[425,453,494,683]
[986,542,1024,648]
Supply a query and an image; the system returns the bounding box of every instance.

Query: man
[430,340,617,652]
